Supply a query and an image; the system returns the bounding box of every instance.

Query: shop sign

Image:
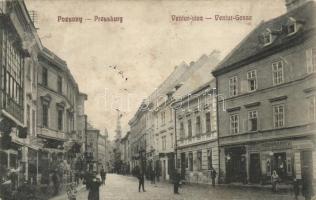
[292,140,314,150]
[259,140,292,151]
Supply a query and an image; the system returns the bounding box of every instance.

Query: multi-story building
[0,0,42,185]
[129,102,147,172]
[173,80,218,184]
[36,47,86,180]
[98,134,106,171]
[120,131,131,174]
[86,123,100,172]
[212,0,316,184]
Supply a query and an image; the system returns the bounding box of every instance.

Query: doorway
[301,151,313,180]
[249,153,261,183]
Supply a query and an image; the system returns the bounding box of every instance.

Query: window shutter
[306,48,313,73]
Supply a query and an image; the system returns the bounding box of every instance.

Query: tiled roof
[212,1,316,76]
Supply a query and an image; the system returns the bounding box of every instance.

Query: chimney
[285,0,311,12]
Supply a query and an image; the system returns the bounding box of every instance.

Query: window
[248,110,258,131]
[32,110,35,136]
[57,75,62,93]
[170,134,173,148]
[205,112,211,133]
[187,119,192,138]
[161,112,165,125]
[195,116,201,136]
[287,23,296,34]
[2,30,23,107]
[189,152,193,171]
[197,151,202,171]
[162,136,166,150]
[229,76,238,97]
[247,70,257,92]
[230,114,239,134]
[42,104,49,127]
[272,61,284,85]
[306,48,316,73]
[287,18,297,35]
[207,149,212,170]
[180,122,185,139]
[57,109,63,131]
[273,104,285,128]
[308,96,316,121]
[27,105,30,134]
[42,68,48,86]
[262,31,272,45]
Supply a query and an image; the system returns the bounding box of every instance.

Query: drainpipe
[174,104,177,175]
[215,79,221,184]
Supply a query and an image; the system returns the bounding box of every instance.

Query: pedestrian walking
[52,171,60,195]
[271,170,279,192]
[88,173,102,200]
[136,166,146,192]
[173,170,181,194]
[293,178,300,200]
[100,167,106,185]
[211,167,217,187]
[151,168,155,184]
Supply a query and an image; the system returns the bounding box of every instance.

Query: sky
[25,0,285,140]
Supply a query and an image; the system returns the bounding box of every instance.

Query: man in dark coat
[211,167,217,187]
[302,168,314,200]
[100,167,106,185]
[173,170,181,194]
[137,166,145,192]
[52,171,60,195]
[88,174,102,200]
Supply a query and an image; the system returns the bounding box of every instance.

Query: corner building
[212,0,316,184]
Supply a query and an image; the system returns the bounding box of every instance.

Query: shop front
[248,138,315,184]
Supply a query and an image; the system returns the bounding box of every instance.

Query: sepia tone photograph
[0,0,315,199]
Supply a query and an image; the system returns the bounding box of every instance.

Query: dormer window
[287,17,297,35]
[262,29,272,46]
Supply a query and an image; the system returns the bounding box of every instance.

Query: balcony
[1,92,23,124]
[37,127,66,141]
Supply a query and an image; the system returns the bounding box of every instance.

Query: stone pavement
[50,174,308,200]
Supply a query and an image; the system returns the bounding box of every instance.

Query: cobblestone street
[51,174,305,200]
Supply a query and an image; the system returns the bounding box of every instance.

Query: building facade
[212,0,316,184]
[173,81,218,184]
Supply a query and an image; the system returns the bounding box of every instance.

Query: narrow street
[51,174,303,200]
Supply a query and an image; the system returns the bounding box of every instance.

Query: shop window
[287,157,292,175]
